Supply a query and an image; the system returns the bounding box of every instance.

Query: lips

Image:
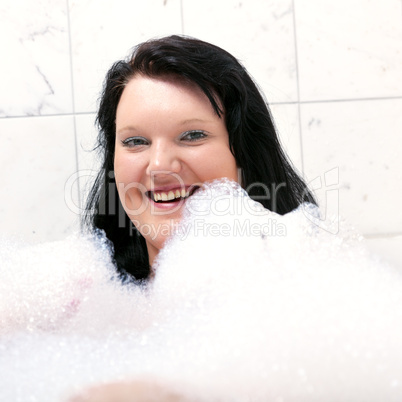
[146,185,200,203]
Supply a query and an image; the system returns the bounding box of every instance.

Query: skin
[114,75,238,266]
[66,379,194,402]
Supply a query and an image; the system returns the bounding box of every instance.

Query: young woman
[84,35,316,280]
[6,35,401,402]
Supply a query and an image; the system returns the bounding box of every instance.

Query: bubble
[1,180,402,401]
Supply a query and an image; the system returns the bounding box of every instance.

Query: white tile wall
[182,0,298,103]
[270,104,303,173]
[0,0,401,264]
[295,0,402,101]
[70,0,182,113]
[0,115,79,242]
[0,0,72,117]
[75,112,101,211]
[301,98,402,234]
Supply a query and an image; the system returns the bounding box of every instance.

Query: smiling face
[114,75,238,266]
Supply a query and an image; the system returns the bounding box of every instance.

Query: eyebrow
[118,118,212,132]
[179,118,213,125]
[116,117,215,135]
[116,126,138,135]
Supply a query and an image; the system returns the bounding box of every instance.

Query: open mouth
[146,185,200,204]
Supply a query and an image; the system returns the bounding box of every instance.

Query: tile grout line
[2,95,402,121]
[291,0,305,175]
[66,0,81,226]
[180,0,185,34]
[0,111,96,120]
[363,232,402,239]
[299,95,402,104]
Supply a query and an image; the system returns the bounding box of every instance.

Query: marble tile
[74,113,101,212]
[0,116,79,243]
[365,235,402,270]
[301,99,402,235]
[182,0,298,103]
[270,103,303,173]
[0,0,73,117]
[295,0,402,101]
[69,0,182,113]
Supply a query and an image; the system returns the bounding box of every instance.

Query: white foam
[1,180,402,401]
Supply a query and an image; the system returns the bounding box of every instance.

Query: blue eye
[122,136,149,148]
[180,130,207,142]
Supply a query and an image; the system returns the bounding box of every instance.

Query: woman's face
[114,75,238,265]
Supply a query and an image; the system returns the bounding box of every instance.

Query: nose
[145,140,182,177]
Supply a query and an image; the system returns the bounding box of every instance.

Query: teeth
[152,189,191,202]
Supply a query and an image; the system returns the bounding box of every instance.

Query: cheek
[116,183,145,214]
[114,154,145,211]
[224,153,239,182]
[196,148,238,182]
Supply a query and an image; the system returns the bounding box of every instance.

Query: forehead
[116,75,220,125]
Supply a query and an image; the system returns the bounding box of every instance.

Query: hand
[67,379,191,402]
